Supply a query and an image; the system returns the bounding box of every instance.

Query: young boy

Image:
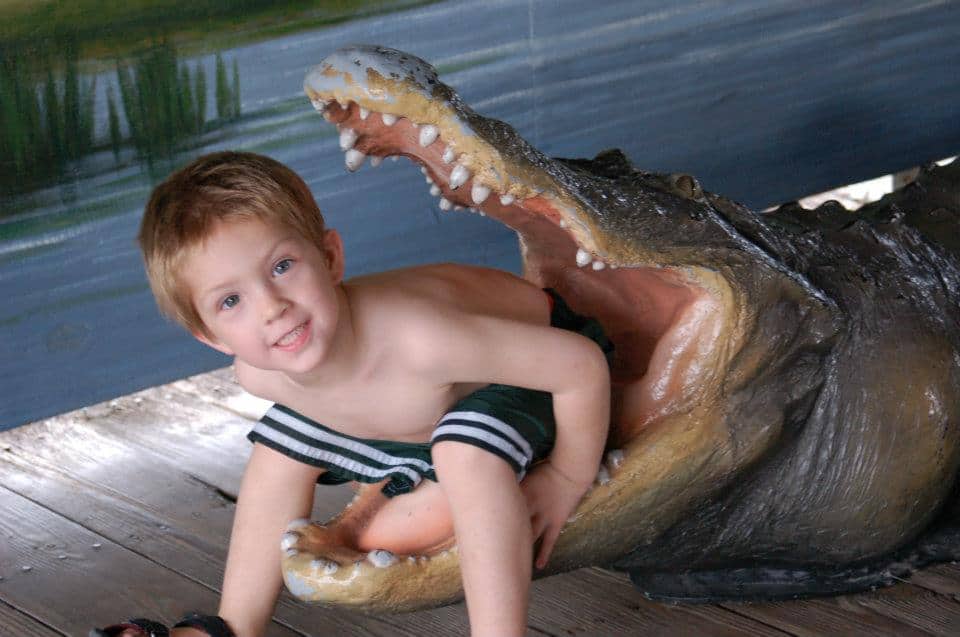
[113,150,611,637]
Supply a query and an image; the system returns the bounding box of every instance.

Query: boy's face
[183,216,345,375]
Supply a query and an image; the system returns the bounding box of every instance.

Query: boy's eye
[221,294,240,310]
[273,258,293,276]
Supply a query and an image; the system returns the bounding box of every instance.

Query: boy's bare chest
[278,376,487,443]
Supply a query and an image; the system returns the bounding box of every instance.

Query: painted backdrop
[1,0,958,429]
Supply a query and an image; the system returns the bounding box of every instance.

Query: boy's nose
[261,294,289,322]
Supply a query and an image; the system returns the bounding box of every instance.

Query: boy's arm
[409,310,611,564]
[215,443,323,637]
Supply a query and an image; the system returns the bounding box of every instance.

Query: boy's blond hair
[138,151,327,337]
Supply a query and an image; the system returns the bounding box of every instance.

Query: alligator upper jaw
[291,45,751,611]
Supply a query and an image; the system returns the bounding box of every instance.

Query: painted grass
[0,0,437,59]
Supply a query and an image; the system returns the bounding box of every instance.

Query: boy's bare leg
[432,442,532,637]
[210,444,323,637]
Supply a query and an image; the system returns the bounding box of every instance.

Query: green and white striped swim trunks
[246,288,613,497]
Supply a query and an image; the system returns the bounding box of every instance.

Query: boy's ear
[193,330,234,356]
[322,228,345,284]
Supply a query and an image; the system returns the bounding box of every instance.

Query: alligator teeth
[439,197,453,211]
[359,107,369,120]
[367,549,397,568]
[426,175,433,185]
[381,113,397,126]
[592,260,606,271]
[286,518,312,530]
[449,165,470,189]
[311,558,339,575]
[596,465,611,485]
[419,125,439,147]
[576,248,592,267]
[280,532,300,550]
[471,183,491,205]
[339,128,358,151]
[345,149,366,171]
[430,185,441,197]
[559,219,567,228]
[499,194,515,206]
[454,205,464,211]
[442,145,456,164]
[310,98,327,113]
[389,155,399,162]
[369,156,383,167]
[606,449,625,470]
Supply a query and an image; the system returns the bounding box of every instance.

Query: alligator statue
[279,44,960,611]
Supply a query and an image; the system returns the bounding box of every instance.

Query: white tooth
[430,185,441,197]
[280,532,300,550]
[454,205,464,211]
[499,194,515,206]
[576,248,592,267]
[419,124,439,147]
[439,197,452,211]
[284,548,299,558]
[421,166,429,175]
[310,98,327,113]
[390,155,399,162]
[469,207,478,213]
[479,210,486,216]
[442,145,455,164]
[336,99,347,110]
[287,518,312,530]
[370,156,383,167]
[610,264,619,269]
[311,558,339,575]
[407,556,417,564]
[449,164,470,189]
[367,549,397,568]
[411,121,419,128]
[606,449,625,470]
[359,107,369,120]
[596,465,611,485]
[339,128,358,151]
[381,113,397,126]
[322,111,334,122]
[426,175,433,185]
[344,149,366,171]
[576,248,593,267]
[559,219,567,228]
[592,260,606,271]
[471,183,491,204]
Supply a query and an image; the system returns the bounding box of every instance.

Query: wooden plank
[528,568,788,636]
[0,485,301,637]
[0,403,420,636]
[851,584,960,636]
[0,600,64,637]
[903,563,960,599]
[719,589,931,637]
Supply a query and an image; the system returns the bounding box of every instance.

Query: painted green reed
[0,39,240,200]
[0,42,96,194]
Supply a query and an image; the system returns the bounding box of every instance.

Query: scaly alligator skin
[279,44,960,610]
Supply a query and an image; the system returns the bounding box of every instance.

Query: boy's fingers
[535,526,560,569]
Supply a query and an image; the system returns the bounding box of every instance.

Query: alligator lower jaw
[284,91,742,611]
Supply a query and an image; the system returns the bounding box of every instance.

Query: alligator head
[282,44,960,610]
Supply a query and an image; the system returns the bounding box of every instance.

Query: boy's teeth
[277,324,304,346]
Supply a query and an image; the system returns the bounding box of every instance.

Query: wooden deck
[0,366,958,636]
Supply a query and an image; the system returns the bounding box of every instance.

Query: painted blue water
[2,0,958,429]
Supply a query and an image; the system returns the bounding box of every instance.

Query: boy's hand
[521,461,593,570]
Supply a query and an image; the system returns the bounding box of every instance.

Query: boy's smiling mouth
[274,321,311,350]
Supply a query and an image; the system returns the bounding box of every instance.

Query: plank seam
[0,598,69,637]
